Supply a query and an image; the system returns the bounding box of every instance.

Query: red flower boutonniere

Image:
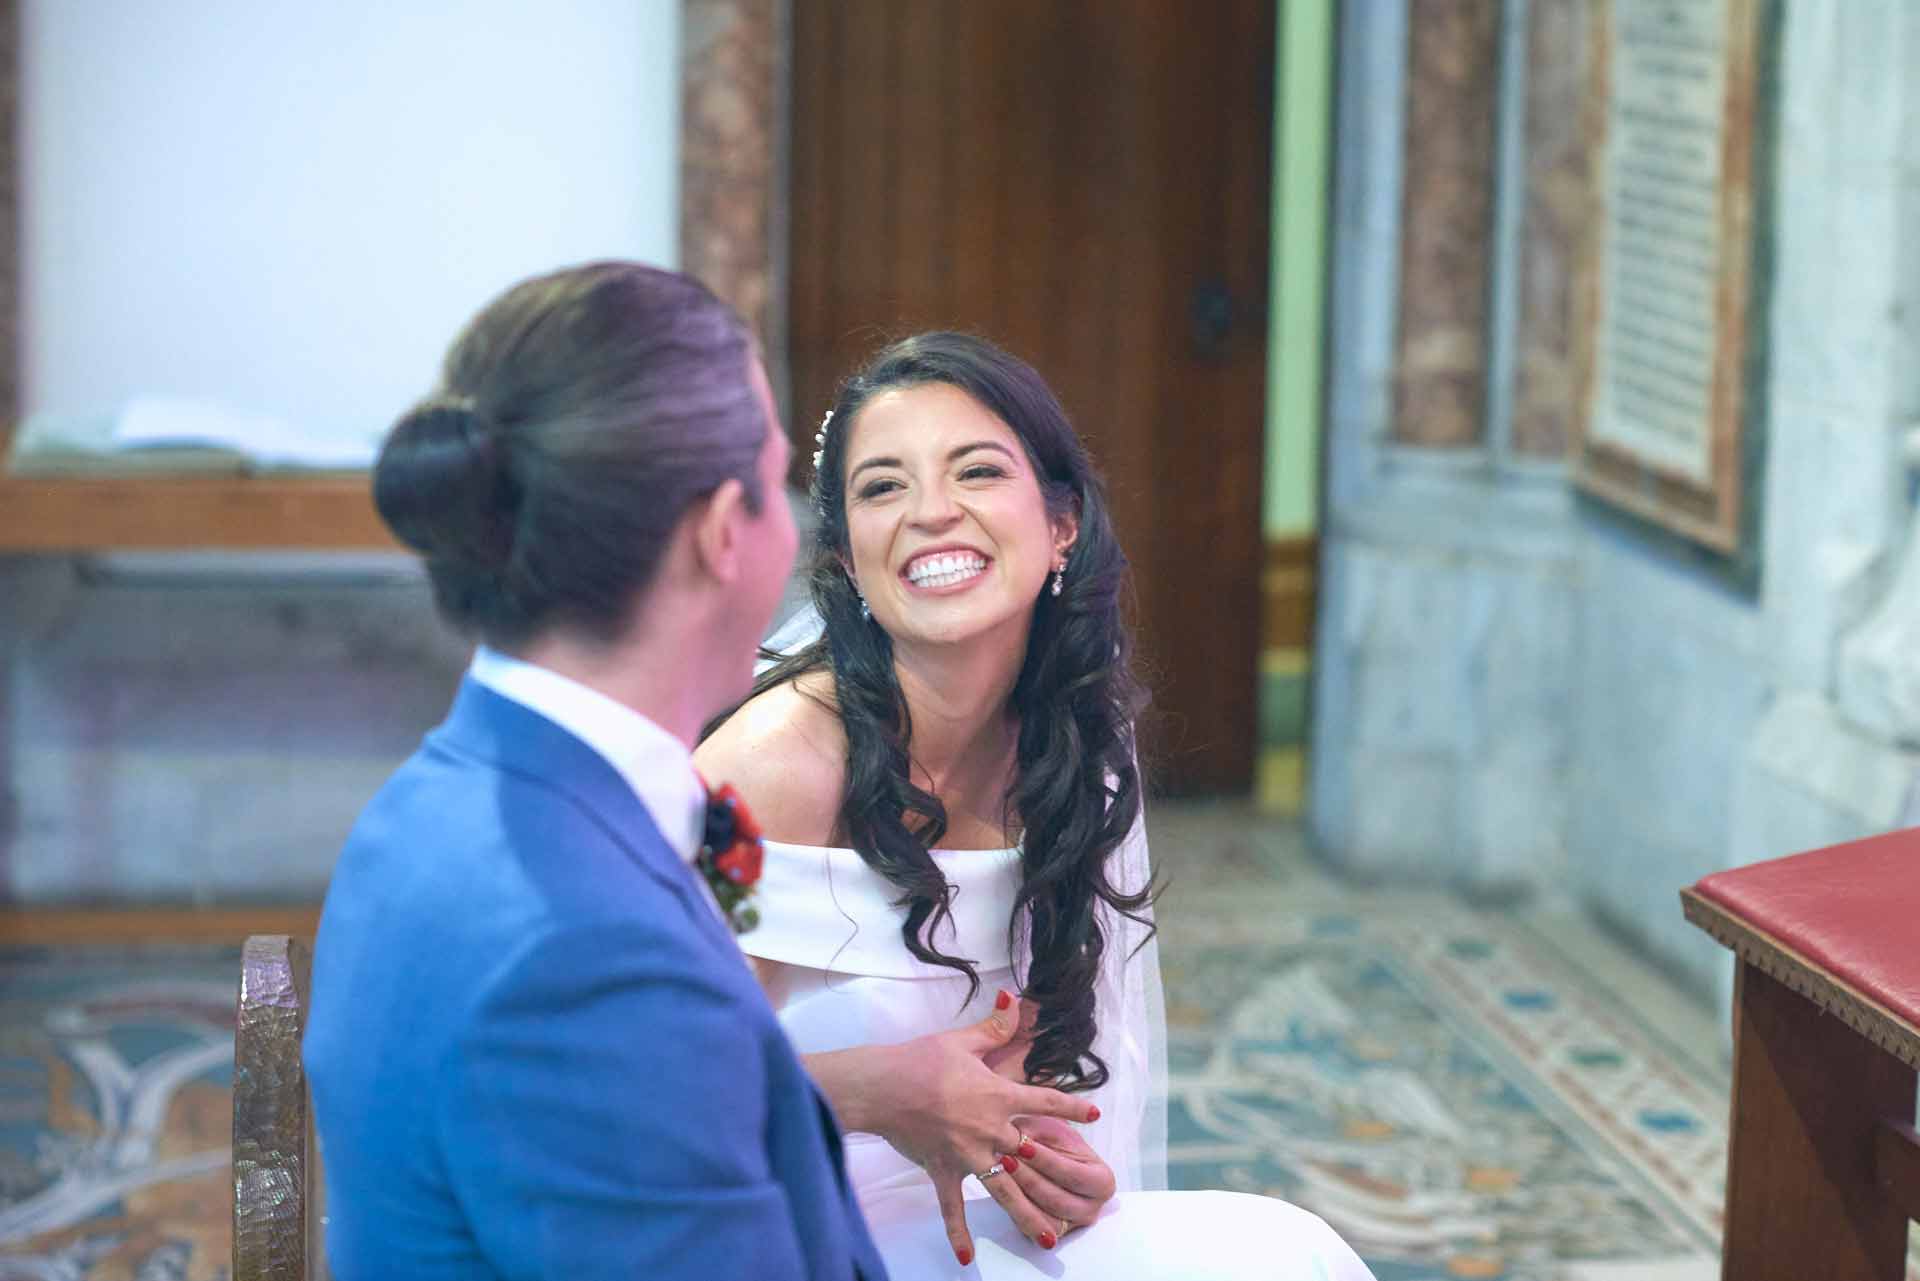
[700,782,764,935]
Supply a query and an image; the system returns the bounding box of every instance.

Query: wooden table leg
[1721,959,1917,1280]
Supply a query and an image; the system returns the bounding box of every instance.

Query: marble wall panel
[1392,0,1499,449]
[4,572,470,902]
[1566,519,1771,998]
[680,0,785,378]
[1511,0,1588,459]
[1313,492,1576,892]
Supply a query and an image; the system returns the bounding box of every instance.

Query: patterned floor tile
[1,810,1909,1279]
[0,945,237,1280]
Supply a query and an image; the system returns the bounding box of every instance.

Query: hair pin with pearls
[811,409,834,475]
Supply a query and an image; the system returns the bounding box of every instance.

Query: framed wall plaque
[1572,0,1774,563]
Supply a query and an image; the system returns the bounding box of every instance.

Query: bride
[696,333,1372,1280]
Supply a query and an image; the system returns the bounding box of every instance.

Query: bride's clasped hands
[804,986,1116,1265]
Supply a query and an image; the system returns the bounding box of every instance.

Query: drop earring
[1051,566,1065,597]
[859,594,872,620]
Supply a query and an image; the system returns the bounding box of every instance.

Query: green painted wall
[1264,0,1334,539]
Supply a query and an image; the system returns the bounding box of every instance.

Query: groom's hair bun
[374,396,514,571]
[372,261,767,648]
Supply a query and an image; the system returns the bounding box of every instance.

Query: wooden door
[789,0,1273,795]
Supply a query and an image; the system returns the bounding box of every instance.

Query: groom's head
[373,261,796,703]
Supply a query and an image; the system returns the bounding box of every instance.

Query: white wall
[1,2,683,903]
[21,0,681,443]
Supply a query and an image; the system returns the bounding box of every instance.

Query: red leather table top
[1693,827,1920,1033]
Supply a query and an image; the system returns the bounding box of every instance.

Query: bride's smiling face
[840,382,1074,649]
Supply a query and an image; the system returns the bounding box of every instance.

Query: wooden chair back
[233,934,325,1281]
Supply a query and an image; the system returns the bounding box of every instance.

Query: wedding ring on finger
[978,1162,1006,1181]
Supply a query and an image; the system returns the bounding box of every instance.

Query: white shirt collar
[468,646,707,866]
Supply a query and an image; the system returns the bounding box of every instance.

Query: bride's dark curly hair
[723,332,1156,1091]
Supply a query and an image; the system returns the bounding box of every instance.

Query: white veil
[757,604,1170,1192]
[1086,801,1169,1193]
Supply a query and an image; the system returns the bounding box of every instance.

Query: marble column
[1392,0,1499,448]
[1316,0,1578,900]
[1511,0,1589,460]
[0,0,19,881]
[680,0,787,398]
[0,0,15,430]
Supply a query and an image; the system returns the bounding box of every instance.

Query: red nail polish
[955,1246,973,1266]
[1019,1138,1038,1159]
[1001,1154,1020,1173]
[1085,1104,1101,1123]
[1039,1230,1058,1250]
[995,989,1012,1011]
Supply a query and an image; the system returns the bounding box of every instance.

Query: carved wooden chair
[233,934,326,1281]
[1682,829,1920,1281]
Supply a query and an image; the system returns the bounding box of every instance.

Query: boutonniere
[700,782,764,935]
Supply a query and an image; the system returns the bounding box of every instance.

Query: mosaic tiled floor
[0,945,237,1280]
[1150,803,1920,1281]
[0,810,1912,1280]
[1161,905,1730,1280]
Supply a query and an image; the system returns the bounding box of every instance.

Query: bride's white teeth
[905,551,986,587]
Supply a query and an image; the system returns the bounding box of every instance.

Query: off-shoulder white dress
[741,817,1375,1281]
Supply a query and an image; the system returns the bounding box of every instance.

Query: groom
[304,264,887,1280]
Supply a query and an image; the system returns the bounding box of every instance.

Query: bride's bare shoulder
[694,671,846,846]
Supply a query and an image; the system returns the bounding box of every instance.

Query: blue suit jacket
[304,678,887,1281]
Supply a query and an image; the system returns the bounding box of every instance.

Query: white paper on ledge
[111,396,379,469]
